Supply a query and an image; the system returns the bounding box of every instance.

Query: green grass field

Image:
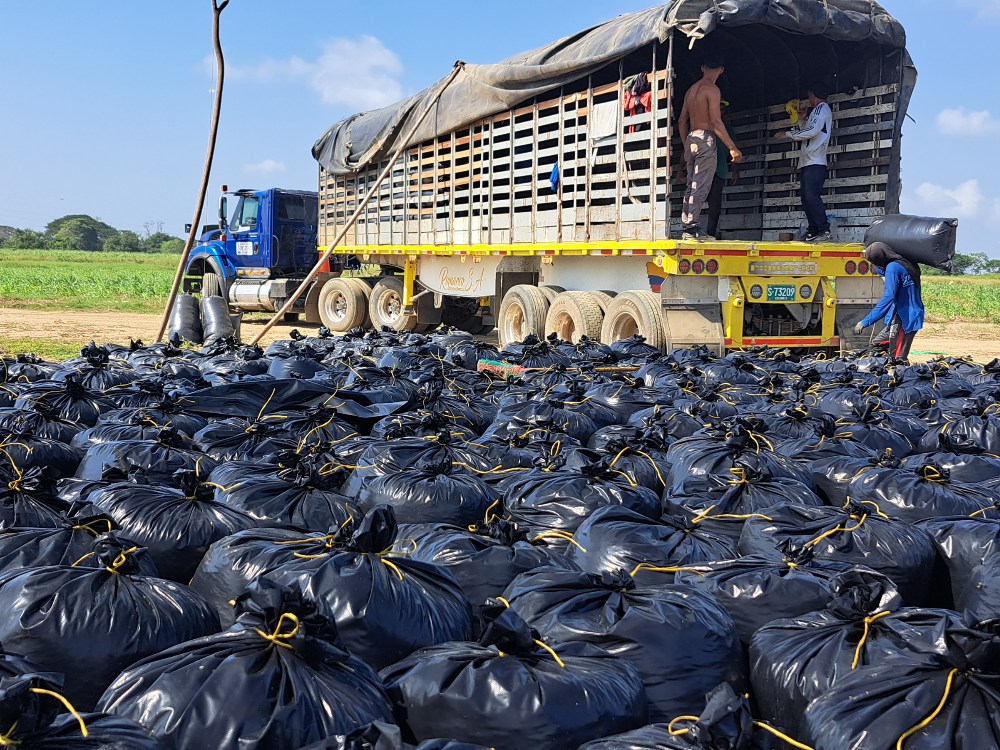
[0,248,176,313]
[922,275,1000,324]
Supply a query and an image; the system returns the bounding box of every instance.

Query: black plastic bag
[505,456,661,537]
[864,213,957,272]
[577,682,773,750]
[74,427,216,485]
[398,520,576,633]
[380,601,648,750]
[192,506,474,669]
[201,294,236,347]
[567,505,736,581]
[809,448,902,506]
[750,570,962,738]
[0,403,82,443]
[503,568,744,722]
[211,456,358,531]
[295,721,489,750]
[0,673,166,749]
[98,581,393,750]
[847,461,1000,522]
[14,374,110,427]
[803,618,1000,749]
[674,547,860,643]
[168,293,203,344]
[358,455,496,526]
[88,469,257,582]
[0,503,116,574]
[918,515,1000,607]
[737,501,938,605]
[0,533,220,709]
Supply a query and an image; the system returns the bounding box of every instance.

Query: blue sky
[2,0,998,253]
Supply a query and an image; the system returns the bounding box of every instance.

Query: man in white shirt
[777,83,833,242]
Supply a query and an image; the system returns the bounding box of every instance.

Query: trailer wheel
[369,276,419,332]
[601,290,668,351]
[202,271,223,299]
[591,290,618,314]
[545,292,604,343]
[539,285,565,303]
[318,277,371,332]
[498,284,549,348]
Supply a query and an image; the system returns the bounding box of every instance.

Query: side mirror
[184,223,193,234]
[218,196,229,229]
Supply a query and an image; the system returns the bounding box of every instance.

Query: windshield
[278,194,318,225]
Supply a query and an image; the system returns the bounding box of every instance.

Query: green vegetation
[922,274,1000,324]
[0,338,87,361]
[0,215,185,254]
[0,248,175,313]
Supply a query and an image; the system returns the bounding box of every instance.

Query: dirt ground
[0,307,998,362]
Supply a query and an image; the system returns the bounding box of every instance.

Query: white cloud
[226,36,403,110]
[912,179,984,219]
[243,159,286,175]
[936,107,1000,137]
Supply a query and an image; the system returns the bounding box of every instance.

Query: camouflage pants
[680,129,718,233]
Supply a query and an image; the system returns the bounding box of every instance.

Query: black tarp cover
[313,0,909,176]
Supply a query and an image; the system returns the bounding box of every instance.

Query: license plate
[767,284,796,301]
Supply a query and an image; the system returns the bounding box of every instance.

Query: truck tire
[539,285,566,303]
[498,285,549,348]
[318,277,371,332]
[369,276,419,332]
[202,271,223,299]
[591,290,618,313]
[544,291,604,343]
[601,290,668,351]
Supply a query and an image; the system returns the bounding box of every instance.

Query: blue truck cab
[183,186,325,314]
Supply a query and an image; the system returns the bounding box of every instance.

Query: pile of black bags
[1,329,1000,749]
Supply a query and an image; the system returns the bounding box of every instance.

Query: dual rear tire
[497,285,667,351]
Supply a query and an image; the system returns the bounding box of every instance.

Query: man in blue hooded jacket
[853,241,925,360]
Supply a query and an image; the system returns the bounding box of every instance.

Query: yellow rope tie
[0,722,19,746]
[920,466,946,483]
[30,688,89,738]
[71,519,113,537]
[754,721,813,750]
[495,596,511,608]
[852,610,892,669]
[895,668,960,750]
[666,715,699,736]
[728,467,749,486]
[803,515,868,550]
[847,498,891,519]
[630,563,704,578]
[532,638,565,668]
[483,499,502,524]
[690,505,719,524]
[198,480,239,493]
[530,530,587,553]
[105,546,139,574]
[609,447,631,468]
[969,506,997,518]
[253,612,301,650]
[747,431,775,453]
[379,557,405,581]
[609,468,639,488]
[785,560,800,569]
[70,551,95,567]
[256,389,278,422]
[297,416,337,449]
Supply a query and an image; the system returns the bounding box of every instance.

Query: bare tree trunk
[155,0,230,343]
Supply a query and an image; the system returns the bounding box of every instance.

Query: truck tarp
[312,0,908,177]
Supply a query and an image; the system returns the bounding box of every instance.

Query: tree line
[0,215,185,254]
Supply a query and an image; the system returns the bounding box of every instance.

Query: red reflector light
[678,259,691,274]
[705,259,719,274]
[692,259,705,274]
[858,260,870,275]
[845,260,857,274]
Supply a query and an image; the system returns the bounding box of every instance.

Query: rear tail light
[845,260,857,274]
[858,260,870,274]
[706,259,719,274]
[678,259,691,274]
[692,259,705,274]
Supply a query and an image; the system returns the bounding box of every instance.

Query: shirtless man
[678,56,742,240]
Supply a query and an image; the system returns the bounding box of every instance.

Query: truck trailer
[192,0,917,354]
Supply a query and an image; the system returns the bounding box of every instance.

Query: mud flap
[836,304,874,353]
[662,305,725,355]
